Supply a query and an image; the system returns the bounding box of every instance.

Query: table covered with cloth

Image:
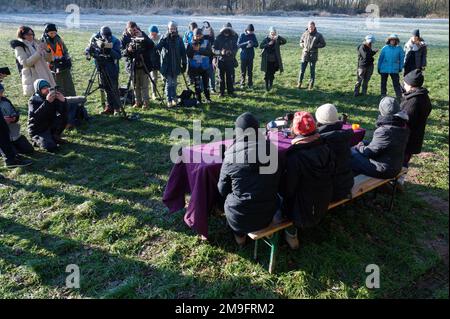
[163,125,366,239]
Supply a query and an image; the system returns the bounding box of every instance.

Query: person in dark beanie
[351,97,409,179]
[237,24,259,89]
[378,34,405,101]
[0,84,34,155]
[28,79,68,153]
[218,113,280,247]
[315,104,354,201]
[260,27,287,92]
[399,69,432,187]
[41,23,77,97]
[354,35,379,97]
[281,112,335,250]
[186,28,213,104]
[404,29,427,76]
[213,23,238,97]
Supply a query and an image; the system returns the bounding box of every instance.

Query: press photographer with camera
[213,23,238,98]
[11,26,56,96]
[41,23,77,97]
[28,79,68,153]
[155,21,187,108]
[186,28,213,104]
[85,26,122,116]
[121,21,155,110]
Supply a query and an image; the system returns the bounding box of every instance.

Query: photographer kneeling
[186,28,213,104]
[121,21,155,110]
[85,26,122,116]
[28,79,68,153]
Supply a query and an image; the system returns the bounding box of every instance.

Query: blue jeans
[298,61,316,85]
[351,148,379,177]
[165,75,178,102]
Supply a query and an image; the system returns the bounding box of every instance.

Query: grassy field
[0,25,448,299]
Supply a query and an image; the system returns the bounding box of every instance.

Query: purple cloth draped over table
[163,125,366,239]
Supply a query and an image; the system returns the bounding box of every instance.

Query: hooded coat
[218,114,280,235]
[317,122,355,201]
[300,29,326,63]
[401,87,432,155]
[282,135,335,229]
[404,38,427,75]
[354,115,410,179]
[213,27,239,64]
[260,35,287,73]
[11,39,56,96]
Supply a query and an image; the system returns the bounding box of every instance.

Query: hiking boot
[5,156,33,169]
[284,229,300,250]
[234,234,247,248]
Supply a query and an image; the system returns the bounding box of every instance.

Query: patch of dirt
[416,192,449,214]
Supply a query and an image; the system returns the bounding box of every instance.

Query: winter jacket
[300,29,326,63]
[121,30,155,73]
[357,43,378,68]
[318,122,355,201]
[238,32,259,61]
[378,45,405,74]
[28,93,68,137]
[86,33,122,78]
[282,135,335,229]
[0,97,21,141]
[260,36,287,73]
[401,87,432,155]
[218,133,281,235]
[183,30,194,47]
[213,27,239,64]
[404,39,427,75]
[354,115,409,179]
[149,35,161,71]
[41,34,72,72]
[186,38,213,71]
[11,39,56,96]
[156,33,187,78]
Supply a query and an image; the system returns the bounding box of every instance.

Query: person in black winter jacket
[218,113,280,246]
[237,24,259,89]
[354,35,379,96]
[315,104,354,201]
[213,24,238,97]
[121,21,155,109]
[28,79,68,153]
[281,112,335,250]
[404,29,427,76]
[260,27,287,92]
[351,97,410,179]
[400,69,432,184]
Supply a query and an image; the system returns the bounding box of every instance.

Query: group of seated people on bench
[218,69,432,248]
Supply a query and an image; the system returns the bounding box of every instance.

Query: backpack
[66,96,90,127]
[177,88,198,107]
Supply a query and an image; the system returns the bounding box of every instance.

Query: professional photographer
[213,23,238,98]
[121,21,155,109]
[41,23,77,97]
[28,79,68,153]
[85,26,122,116]
[186,28,213,104]
[156,21,187,108]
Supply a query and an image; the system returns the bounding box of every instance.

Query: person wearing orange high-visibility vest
[41,24,76,97]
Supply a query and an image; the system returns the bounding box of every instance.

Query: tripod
[84,59,138,121]
[123,53,166,108]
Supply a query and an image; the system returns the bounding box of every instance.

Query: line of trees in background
[1,0,448,17]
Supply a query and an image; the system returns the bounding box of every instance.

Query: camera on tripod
[85,38,114,60]
[129,37,146,53]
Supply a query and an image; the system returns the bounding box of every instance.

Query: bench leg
[268,232,280,274]
[254,239,259,261]
[389,179,398,212]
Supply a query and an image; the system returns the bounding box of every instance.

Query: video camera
[86,37,114,61]
[129,37,146,52]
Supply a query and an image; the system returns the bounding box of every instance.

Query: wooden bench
[248,168,408,274]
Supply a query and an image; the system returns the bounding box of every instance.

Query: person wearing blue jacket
[186,28,213,104]
[378,34,405,101]
[85,26,122,115]
[238,24,259,89]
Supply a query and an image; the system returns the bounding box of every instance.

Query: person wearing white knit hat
[315,103,339,125]
[316,103,355,202]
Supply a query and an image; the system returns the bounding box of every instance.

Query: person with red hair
[281,112,335,250]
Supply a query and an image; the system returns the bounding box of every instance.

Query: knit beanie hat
[412,29,420,37]
[404,69,425,87]
[293,112,317,137]
[379,97,400,117]
[246,24,255,32]
[235,112,259,132]
[149,25,159,34]
[315,104,339,125]
[45,23,57,33]
[33,79,51,93]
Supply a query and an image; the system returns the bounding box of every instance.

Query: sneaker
[284,229,300,250]
[167,101,173,108]
[171,100,178,107]
[5,157,33,169]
